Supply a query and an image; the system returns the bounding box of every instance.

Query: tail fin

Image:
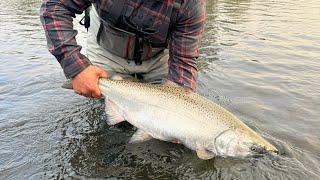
[61,80,73,90]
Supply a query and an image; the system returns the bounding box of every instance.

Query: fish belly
[121,103,213,150]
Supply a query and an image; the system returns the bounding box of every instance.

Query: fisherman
[40,0,206,98]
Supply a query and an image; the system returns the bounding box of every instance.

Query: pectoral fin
[105,100,125,125]
[196,148,216,160]
[129,129,153,143]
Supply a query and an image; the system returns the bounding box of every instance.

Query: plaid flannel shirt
[40,0,206,90]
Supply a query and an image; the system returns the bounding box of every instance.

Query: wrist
[63,54,92,79]
[70,64,91,81]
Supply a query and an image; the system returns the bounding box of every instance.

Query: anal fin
[129,129,153,143]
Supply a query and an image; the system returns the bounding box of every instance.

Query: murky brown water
[0,0,319,179]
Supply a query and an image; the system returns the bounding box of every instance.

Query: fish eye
[250,145,267,154]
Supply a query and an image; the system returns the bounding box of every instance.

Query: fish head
[210,129,278,158]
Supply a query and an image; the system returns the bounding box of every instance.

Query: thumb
[95,67,108,78]
[99,69,108,78]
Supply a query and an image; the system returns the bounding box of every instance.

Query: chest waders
[80,0,181,66]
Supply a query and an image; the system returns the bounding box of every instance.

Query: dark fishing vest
[81,0,181,65]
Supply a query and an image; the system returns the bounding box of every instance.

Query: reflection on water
[0,0,319,179]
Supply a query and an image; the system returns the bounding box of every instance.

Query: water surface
[0,0,319,179]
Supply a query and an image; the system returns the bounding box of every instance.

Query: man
[40,0,206,98]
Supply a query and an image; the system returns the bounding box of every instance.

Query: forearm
[168,55,198,91]
[168,0,206,91]
[40,0,92,78]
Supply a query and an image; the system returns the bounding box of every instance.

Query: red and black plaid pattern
[40,0,206,90]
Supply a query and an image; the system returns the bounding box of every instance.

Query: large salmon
[98,79,278,159]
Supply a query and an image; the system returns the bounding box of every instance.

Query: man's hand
[72,65,108,98]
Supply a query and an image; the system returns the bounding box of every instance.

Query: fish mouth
[248,145,266,158]
[248,144,279,158]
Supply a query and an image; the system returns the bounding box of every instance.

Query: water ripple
[0,0,319,179]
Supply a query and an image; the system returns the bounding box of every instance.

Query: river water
[0,0,319,179]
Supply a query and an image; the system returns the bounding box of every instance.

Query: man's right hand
[72,65,108,98]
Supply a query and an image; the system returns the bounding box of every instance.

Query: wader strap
[79,7,91,31]
[132,0,181,65]
[133,36,143,65]
[96,22,103,45]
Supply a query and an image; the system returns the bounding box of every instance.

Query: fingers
[71,65,107,98]
[75,91,99,98]
[99,69,108,78]
[75,84,101,98]
[75,89,90,98]
[91,74,102,98]
[91,85,101,98]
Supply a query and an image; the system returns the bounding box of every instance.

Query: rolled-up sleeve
[40,0,93,79]
[168,0,206,91]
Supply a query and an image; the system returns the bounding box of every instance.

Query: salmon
[98,78,278,159]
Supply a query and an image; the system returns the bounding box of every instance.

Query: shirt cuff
[168,68,197,91]
[61,53,92,79]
